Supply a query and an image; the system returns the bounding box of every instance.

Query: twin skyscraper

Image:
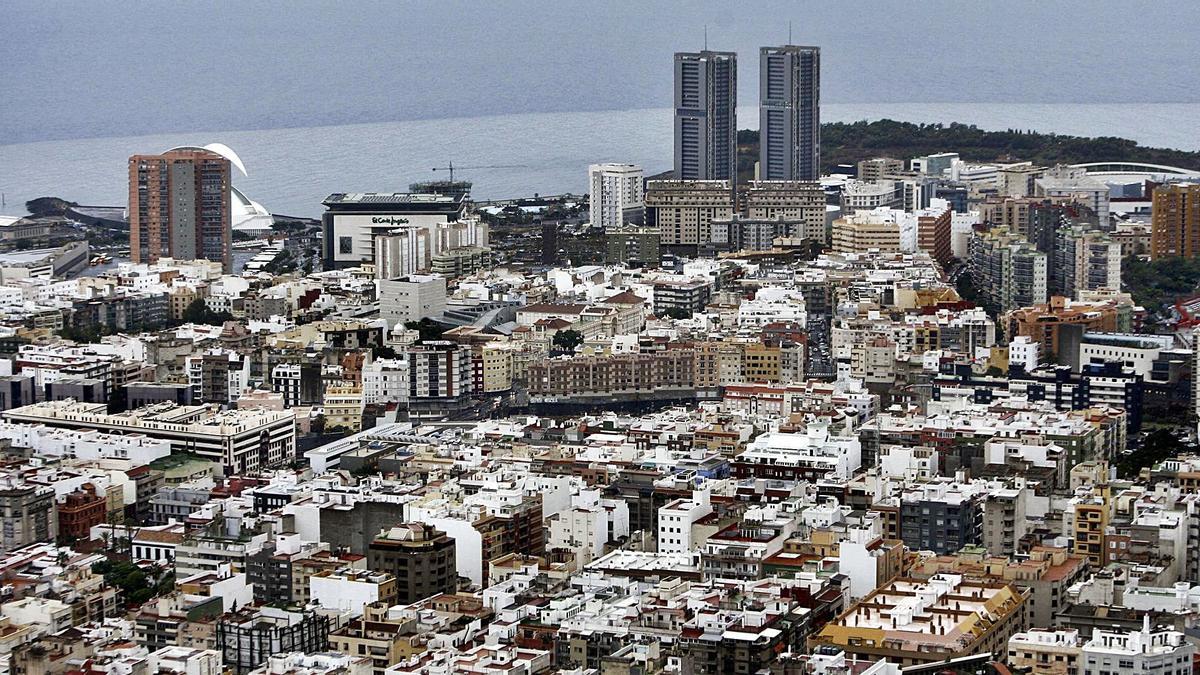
[673,45,820,183]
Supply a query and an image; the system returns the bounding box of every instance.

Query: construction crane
[431,161,527,182]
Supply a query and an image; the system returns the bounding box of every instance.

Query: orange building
[129,148,232,271]
[1004,296,1121,357]
[1150,183,1200,259]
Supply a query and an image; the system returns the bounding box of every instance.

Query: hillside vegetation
[735,119,1200,179]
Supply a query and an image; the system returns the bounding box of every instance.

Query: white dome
[232,186,274,232]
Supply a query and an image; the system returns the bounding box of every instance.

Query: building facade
[128,149,232,271]
[588,164,644,231]
[759,45,821,181]
[321,192,469,270]
[366,524,458,604]
[644,180,736,249]
[1150,183,1200,259]
[744,180,828,243]
[0,477,57,551]
[674,50,737,182]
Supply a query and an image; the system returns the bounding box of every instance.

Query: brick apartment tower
[129,149,232,271]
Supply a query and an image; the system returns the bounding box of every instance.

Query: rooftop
[323,192,462,206]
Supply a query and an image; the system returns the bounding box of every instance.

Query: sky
[2,0,1197,144]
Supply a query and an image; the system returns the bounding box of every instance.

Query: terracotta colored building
[1004,296,1121,358]
[57,484,107,542]
[129,148,232,271]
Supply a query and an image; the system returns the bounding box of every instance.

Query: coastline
[2,102,1198,218]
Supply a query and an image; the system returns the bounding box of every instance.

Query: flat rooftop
[323,192,462,206]
[0,249,59,265]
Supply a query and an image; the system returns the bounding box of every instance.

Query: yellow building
[1072,490,1109,567]
[831,211,902,254]
[328,602,426,675]
[169,285,207,321]
[323,384,363,432]
[1150,183,1200,259]
[742,342,782,383]
[810,575,1027,667]
[480,344,515,394]
[691,342,722,390]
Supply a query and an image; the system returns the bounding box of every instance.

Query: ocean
[2,102,1198,219]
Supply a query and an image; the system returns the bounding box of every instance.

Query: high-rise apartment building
[759,45,821,181]
[744,180,828,243]
[404,340,473,421]
[970,228,1049,313]
[644,180,736,249]
[588,164,644,231]
[1053,226,1122,298]
[674,51,737,182]
[1150,183,1200,259]
[129,149,232,271]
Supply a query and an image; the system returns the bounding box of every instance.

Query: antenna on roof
[789,21,793,44]
[704,24,708,50]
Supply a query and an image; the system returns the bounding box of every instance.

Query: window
[339,236,354,254]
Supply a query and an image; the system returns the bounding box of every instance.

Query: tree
[552,329,583,353]
[59,323,103,343]
[182,298,234,325]
[373,345,399,359]
[1116,429,1196,478]
[91,559,173,607]
[404,318,446,343]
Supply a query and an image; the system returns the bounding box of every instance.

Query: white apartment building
[374,226,430,279]
[840,180,900,215]
[547,490,629,565]
[361,358,409,406]
[738,424,862,481]
[588,164,644,231]
[737,287,808,328]
[309,568,393,616]
[1082,618,1193,675]
[148,647,223,675]
[950,161,1000,188]
[1010,335,1040,371]
[658,489,713,554]
[0,422,171,465]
